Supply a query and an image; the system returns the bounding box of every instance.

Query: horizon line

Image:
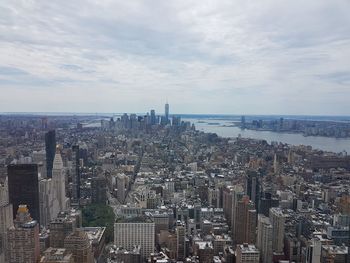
[1,111,350,118]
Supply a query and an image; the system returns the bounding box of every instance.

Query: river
[186,118,350,153]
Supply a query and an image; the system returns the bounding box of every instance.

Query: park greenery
[82,204,115,243]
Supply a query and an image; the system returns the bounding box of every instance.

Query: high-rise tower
[8,164,40,223]
[71,145,80,205]
[256,214,273,263]
[165,102,169,124]
[45,130,56,178]
[52,148,68,211]
[150,109,156,125]
[0,177,13,263]
[269,207,286,254]
[7,205,40,263]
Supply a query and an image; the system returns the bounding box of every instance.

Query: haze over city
[1,0,350,114]
[1,1,350,263]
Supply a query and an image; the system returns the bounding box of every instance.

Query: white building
[39,178,60,227]
[236,244,260,263]
[114,217,155,260]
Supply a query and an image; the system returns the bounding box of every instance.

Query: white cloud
[0,0,349,114]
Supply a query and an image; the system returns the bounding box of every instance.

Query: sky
[0,0,350,115]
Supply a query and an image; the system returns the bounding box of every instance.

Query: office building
[321,245,348,263]
[236,244,260,263]
[269,207,286,254]
[49,211,79,248]
[234,195,257,245]
[91,177,107,204]
[7,205,40,263]
[71,145,80,204]
[64,230,94,263]
[45,130,56,178]
[0,178,13,263]
[195,242,214,263]
[257,192,279,217]
[304,238,321,263]
[83,227,106,260]
[246,170,260,206]
[8,164,40,223]
[150,109,156,125]
[109,246,141,263]
[256,214,273,263]
[114,217,155,260]
[52,149,69,211]
[176,223,186,260]
[117,174,127,204]
[39,178,59,227]
[165,102,169,124]
[172,116,181,126]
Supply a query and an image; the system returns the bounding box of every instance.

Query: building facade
[8,164,40,223]
[7,205,40,263]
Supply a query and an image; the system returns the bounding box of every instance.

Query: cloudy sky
[0,0,350,115]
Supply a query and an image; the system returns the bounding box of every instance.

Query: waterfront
[188,118,350,153]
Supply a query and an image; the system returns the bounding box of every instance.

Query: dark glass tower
[72,145,80,203]
[150,109,156,125]
[165,102,169,124]
[45,130,56,178]
[246,170,260,206]
[7,164,40,223]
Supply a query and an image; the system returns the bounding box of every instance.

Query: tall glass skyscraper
[8,164,40,223]
[45,130,56,178]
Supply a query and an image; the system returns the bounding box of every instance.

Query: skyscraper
[71,145,80,204]
[91,177,107,204]
[114,217,155,260]
[117,174,127,204]
[246,170,260,206]
[39,178,59,227]
[0,177,13,263]
[52,148,68,211]
[256,214,273,263]
[234,195,257,245]
[165,102,169,124]
[45,130,56,178]
[150,109,156,125]
[7,205,40,263]
[8,164,40,223]
[269,207,286,254]
[176,222,186,260]
[49,211,80,248]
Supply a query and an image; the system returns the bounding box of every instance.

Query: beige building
[52,149,69,212]
[7,205,40,263]
[50,215,77,248]
[0,177,13,263]
[64,230,94,263]
[269,207,286,253]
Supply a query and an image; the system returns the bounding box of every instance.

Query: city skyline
[0,1,350,115]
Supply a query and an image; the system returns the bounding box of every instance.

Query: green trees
[82,204,115,243]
